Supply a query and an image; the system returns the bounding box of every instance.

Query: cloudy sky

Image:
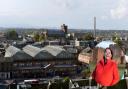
[0,0,128,30]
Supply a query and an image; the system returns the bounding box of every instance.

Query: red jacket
[92,59,119,86]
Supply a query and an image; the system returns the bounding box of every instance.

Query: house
[78,47,92,64]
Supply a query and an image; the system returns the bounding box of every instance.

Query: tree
[62,77,70,89]
[33,32,45,42]
[84,32,94,40]
[112,33,122,46]
[33,32,40,42]
[6,30,18,40]
[39,34,45,41]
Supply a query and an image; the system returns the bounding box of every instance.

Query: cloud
[52,0,83,10]
[110,0,128,19]
[101,16,108,20]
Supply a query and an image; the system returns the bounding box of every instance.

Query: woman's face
[105,49,112,60]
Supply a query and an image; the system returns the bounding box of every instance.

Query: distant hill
[0,27,128,37]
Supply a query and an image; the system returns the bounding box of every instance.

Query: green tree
[62,77,70,89]
[33,32,40,42]
[39,34,45,41]
[84,32,94,40]
[112,33,122,46]
[6,30,18,40]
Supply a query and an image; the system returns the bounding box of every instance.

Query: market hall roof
[23,45,54,60]
[42,46,74,59]
[4,46,32,61]
[4,45,75,61]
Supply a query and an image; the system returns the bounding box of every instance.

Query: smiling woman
[92,48,120,87]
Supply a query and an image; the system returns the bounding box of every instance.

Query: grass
[118,64,125,79]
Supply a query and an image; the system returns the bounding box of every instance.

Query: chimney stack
[94,17,96,38]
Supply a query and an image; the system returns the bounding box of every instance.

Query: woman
[92,48,119,87]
